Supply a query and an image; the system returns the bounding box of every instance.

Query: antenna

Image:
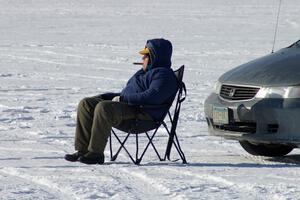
[271,0,282,53]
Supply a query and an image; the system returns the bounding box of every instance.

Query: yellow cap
[139,47,150,55]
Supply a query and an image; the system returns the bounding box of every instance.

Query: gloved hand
[112,96,120,102]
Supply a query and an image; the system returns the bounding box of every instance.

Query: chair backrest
[157,65,186,123]
[173,65,186,104]
[174,65,184,84]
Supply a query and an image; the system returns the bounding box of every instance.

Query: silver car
[204,40,300,157]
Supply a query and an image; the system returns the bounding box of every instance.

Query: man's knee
[95,102,112,116]
[78,97,97,113]
[95,102,120,124]
[78,98,88,110]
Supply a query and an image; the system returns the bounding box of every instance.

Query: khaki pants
[74,96,152,153]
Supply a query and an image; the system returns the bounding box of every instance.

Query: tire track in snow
[2,54,76,66]
[66,73,128,82]
[90,165,146,200]
[120,168,187,200]
[1,53,128,72]
[100,165,184,200]
[189,134,293,166]
[0,146,63,154]
[27,49,129,65]
[160,166,266,199]
[0,171,58,200]
[178,135,297,199]
[234,153,300,199]
[0,167,80,200]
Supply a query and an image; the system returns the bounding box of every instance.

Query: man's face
[142,54,149,71]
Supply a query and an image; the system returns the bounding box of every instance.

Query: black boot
[65,151,85,162]
[79,152,105,165]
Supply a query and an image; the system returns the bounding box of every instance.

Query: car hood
[219,46,300,86]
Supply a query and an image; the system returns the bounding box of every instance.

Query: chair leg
[174,133,187,164]
[135,134,139,163]
[145,132,164,161]
[162,122,187,163]
[110,130,141,164]
[110,126,178,165]
[110,131,130,161]
[109,132,113,161]
[162,122,178,160]
[137,128,163,163]
[168,133,187,163]
[113,128,163,165]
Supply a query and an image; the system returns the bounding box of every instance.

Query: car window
[288,40,300,48]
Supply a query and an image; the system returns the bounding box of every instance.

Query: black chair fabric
[113,119,161,134]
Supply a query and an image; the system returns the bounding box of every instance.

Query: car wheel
[239,141,294,157]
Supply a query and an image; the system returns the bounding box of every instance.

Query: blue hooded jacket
[119,38,178,120]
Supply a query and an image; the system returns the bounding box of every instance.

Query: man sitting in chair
[65,38,178,164]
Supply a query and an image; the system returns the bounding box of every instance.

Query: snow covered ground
[1,0,300,199]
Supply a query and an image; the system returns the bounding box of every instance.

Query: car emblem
[229,88,236,97]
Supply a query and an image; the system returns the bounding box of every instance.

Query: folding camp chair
[109,65,187,165]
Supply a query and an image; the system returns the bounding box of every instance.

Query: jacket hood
[145,38,172,69]
[219,44,300,86]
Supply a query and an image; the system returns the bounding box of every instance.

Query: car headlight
[213,81,222,94]
[255,86,300,98]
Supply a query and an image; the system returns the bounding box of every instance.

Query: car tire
[239,141,294,157]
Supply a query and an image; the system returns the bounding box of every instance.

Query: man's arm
[99,92,121,100]
[121,70,177,105]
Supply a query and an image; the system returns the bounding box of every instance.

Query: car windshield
[290,40,300,48]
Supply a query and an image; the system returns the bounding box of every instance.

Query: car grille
[220,84,260,100]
